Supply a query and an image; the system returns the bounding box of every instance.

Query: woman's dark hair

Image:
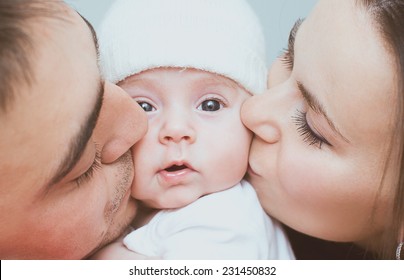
[358,0,404,259]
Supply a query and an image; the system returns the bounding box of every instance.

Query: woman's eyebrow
[297,81,350,143]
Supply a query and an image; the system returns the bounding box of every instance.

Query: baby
[97,0,294,259]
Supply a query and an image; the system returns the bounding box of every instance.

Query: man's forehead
[39,3,100,65]
[8,3,101,179]
[0,0,67,115]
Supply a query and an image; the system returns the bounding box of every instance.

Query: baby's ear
[267,56,291,89]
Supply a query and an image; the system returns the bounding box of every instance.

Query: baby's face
[119,67,252,209]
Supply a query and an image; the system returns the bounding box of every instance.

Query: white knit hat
[99,0,267,95]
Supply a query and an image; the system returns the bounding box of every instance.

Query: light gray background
[65,0,317,66]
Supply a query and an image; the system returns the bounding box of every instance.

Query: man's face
[0,4,147,259]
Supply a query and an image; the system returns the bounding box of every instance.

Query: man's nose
[95,81,147,164]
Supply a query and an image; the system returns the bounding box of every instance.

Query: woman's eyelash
[282,48,294,71]
[75,147,102,187]
[292,110,330,149]
[281,18,304,71]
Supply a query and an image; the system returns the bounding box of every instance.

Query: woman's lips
[247,164,260,177]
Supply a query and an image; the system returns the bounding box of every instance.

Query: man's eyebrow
[297,81,350,143]
[44,80,105,192]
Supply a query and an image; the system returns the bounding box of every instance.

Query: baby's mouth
[165,164,187,172]
[158,162,194,184]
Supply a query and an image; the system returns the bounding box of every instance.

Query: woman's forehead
[296,0,396,146]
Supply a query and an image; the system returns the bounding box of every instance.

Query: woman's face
[241,0,398,246]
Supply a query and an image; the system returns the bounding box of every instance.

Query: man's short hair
[0,0,60,113]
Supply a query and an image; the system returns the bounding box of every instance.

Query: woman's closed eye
[292,109,331,149]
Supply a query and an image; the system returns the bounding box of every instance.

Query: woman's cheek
[280,151,353,213]
[278,148,343,212]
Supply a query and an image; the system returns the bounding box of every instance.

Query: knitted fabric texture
[99,0,267,95]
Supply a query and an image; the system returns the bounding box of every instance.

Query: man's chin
[108,197,138,240]
[86,198,137,259]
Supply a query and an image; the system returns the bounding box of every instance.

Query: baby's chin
[142,189,213,210]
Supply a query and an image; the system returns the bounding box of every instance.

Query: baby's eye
[198,99,223,112]
[137,101,155,112]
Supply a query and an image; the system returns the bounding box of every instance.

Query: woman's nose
[158,111,196,145]
[241,87,282,144]
[95,81,147,164]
